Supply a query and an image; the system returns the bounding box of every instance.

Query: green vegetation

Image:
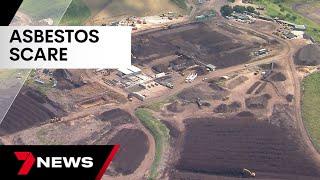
[220,5,233,17]
[20,0,71,23]
[302,73,320,151]
[254,0,320,42]
[171,0,187,9]
[228,0,236,3]
[221,5,259,17]
[135,108,170,179]
[59,0,91,25]
[145,96,177,112]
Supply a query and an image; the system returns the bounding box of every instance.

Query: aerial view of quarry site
[2,0,320,179]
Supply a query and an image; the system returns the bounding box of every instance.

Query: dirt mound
[214,102,241,113]
[236,111,255,118]
[286,94,294,102]
[161,120,180,138]
[269,104,296,129]
[178,87,211,102]
[271,72,286,82]
[294,44,320,66]
[108,129,148,176]
[208,82,227,92]
[98,108,133,126]
[191,66,208,76]
[53,69,85,90]
[132,23,258,68]
[176,117,320,178]
[245,94,271,109]
[0,88,65,136]
[167,101,185,113]
[247,81,262,94]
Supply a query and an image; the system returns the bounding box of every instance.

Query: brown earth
[132,22,260,68]
[245,94,271,109]
[0,87,65,136]
[271,72,287,82]
[294,44,320,66]
[107,128,149,176]
[173,117,320,179]
[98,108,134,126]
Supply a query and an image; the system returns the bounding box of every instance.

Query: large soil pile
[98,108,133,126]
[108,129,148,175]
[294,44,320,66]
[0,88,65,135]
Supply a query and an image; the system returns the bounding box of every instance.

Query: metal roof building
[118,65,141,77]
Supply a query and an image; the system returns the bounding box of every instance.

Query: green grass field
[302,73,320,151]
[171,0,187,9]
[135,108,170,180]
[254,0,320,42]
[20,0,72,23]
[59,0,91,25]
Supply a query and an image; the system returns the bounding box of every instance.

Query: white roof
[128,65,141,73]
[118,65,141,75]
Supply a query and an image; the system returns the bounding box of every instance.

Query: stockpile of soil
[192,66,208,76]
[152,64,170,73]
[0,88,65,135]
[247,81,261,94]
[98,108,133,126]
[271,72,286,82]
[254,82,267,94]
[176,117,320,179]
[245,94,271,109]
[269,104,296,129]
[236,111,255,118]
[167,101,185,113]
[178,87,211,102]
[108,129,148,175]
[214,102,241,113]
[208,82,226,92]
[161,120,180,138]
[294,44,320,66]
[53,69,85,90]
[286,94,294,102]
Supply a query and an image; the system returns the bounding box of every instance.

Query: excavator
[242,168,256,178]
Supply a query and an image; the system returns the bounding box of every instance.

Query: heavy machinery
[242,168,256,178]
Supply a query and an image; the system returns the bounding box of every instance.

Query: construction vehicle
[242,168,256,178]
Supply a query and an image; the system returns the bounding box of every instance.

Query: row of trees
[220,5,258,17]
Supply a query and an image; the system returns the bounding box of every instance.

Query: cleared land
[108,128,148,175]
[0,87,65,136]
[133,22,261,69]
[174,117,320,179]
[302,73,320,151]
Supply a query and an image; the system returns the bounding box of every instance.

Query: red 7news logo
[14,152,36,175]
